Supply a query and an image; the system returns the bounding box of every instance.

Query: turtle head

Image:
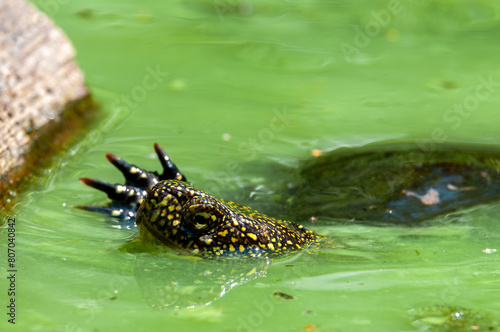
[136,180,236,255]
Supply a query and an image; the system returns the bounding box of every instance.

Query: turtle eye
[192,212,216,230]
[184,203,222,233]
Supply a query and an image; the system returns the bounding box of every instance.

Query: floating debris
[274,292,294,300]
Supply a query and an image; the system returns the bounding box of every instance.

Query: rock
[0,0,97,214]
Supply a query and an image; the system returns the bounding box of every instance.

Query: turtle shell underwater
[79,142,500,257]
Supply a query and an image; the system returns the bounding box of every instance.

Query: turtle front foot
[76,143,188,220]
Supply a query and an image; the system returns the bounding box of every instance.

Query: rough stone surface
[0,0,93,209]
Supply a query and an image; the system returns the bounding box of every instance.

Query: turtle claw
[79,178,145,206]
[154,143,187,181]
[105,153,158,188]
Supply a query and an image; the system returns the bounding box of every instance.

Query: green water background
[1,0,500,330]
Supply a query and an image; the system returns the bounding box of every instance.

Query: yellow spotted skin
[78,143,319,257]
[136,180,319,257]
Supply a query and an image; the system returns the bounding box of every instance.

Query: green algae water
[2,0,500,330]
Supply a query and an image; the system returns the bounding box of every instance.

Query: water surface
[1,1,500,331]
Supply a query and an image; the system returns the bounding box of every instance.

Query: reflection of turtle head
[136,180,318,257]
[134,252,269,310]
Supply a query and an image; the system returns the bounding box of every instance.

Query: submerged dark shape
[286,142,500,223]
[239,141,500,224]
[78,144,318,257]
